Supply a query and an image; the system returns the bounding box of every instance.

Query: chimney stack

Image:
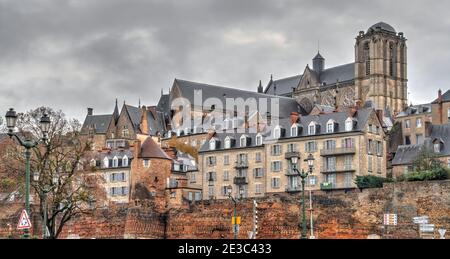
[290,112,299,125]
[375,109,384,124]
[87,108,93,116]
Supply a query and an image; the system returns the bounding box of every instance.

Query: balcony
[285,186,302,193]
[285,169,299,176]
[233,176,248,185]
[320,182,355,191]
[285,152,300,160]
[321,166,356,174]
[320,147,356,157]
[235,160,249,169]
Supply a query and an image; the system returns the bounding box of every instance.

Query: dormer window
[326,119,336,134]
[103,157,109,168]
[224,118,232,130]
[291,124,299,137]
[209,139,217,150]
[273,125,281,139]
[232,118,239,129]
[123,155,129,167]
[256,134,263,146]
[224,136,232,149]
[240,135,248,147]
[308,122,317,135]
[112,156,118,167]
[345,118,354,132]
[185,127,190,135]
[433,139,443,153]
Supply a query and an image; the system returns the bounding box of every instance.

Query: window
[188,192,193,201]
[143,159,150,168]
[240,135,247,147]
[308,122,317,135]
[305,141,317,153]
[112,156,118,167]
[190,172,196,183]
[255,152,262,163]
[208,186,214,198]
[195,192,201,201]
[255,183,263,194]
[271,145,282,156]
[287,143,298,153]
[221,186,229,196]
[326,174,337,186]
[376,141,383,156]
[325,157,336,172]
[345,118,354,132]
[271,178,280,189]
[368,139,373,154]
[122,156,128,167]
[324,140,336,151]
[207,156,216,166]
[256,134,263,146]
[271,161,282,172]
[223,155,229,165]
[254,168,264,178]
[291,124,299,137]
[447,159,450,169]
[110,187,128,197]
[416,134,424,145]
[103,157,109,168]
[273,126,281,139]
[223,171,229,181]
[209,139,217,150]
[308,176,317,186]
[90,159,96,167]
[448,108,450,119]
[405,136,411,145]
[343,138,354,148]
[368,155,373,172]
[434,143,441,153]
[224,137,232,149]
[405,120,411,129]
[364,42,370,76]
[122,128,129,138]
[377,157,382,174]
[224,118,232,130]
[344,173,353,188]
[344,155,353,170]
[416,118,423,128]
[389,43,396,77]
[326,120,335,133]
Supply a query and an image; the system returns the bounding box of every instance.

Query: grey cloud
[0,0,449,121]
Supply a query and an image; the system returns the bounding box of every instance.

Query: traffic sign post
[383,214,398,226]
[17,209,32,230]
[438,229,446,239]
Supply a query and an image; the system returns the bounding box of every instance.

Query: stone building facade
[431,89,450,125]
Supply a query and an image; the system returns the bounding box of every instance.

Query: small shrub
[405,168,450,182]
[355,175,392,189]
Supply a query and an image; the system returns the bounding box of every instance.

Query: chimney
[375,109,384,124]
[438,89,443,103]
[425,121,432,137]
[87,108,93,116]
[290,112,299,125]
[133,139,141,159]
[140,105,149,135]
[438,89,443,124]
[355,100,362,109]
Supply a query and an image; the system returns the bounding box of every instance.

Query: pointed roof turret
[113,98,119,123]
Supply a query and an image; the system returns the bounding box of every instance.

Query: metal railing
[320,147,356,156]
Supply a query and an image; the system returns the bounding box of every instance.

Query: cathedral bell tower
[354,22,408,115]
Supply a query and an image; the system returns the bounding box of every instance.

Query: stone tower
[354,22,408,115]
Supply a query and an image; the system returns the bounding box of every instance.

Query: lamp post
[227,185,243,239]
[33,169,58,239]
[5,108,51,239]
[289,153,315,239]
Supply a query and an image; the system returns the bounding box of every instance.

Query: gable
[297,66,320,90]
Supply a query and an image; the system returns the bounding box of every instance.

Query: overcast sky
[1,0,450,121]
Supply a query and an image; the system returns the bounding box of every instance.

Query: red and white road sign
[17,209,32,230]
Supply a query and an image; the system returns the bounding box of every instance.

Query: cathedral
[263,22,408,117]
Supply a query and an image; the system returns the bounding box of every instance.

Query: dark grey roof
[367,22,396,34]
[428,124,450,156]
[313,104,335,114]
[173,79,302,118]
[313,52,324,60]
[81,114,113,134]
[157,94,170,116]
[397,103,432,118]
[199,108,375,153]
[147,109,166,135]
[97,149,133,160]
[319,63,355,85]
[124,105,141,129]
[432,89,450,104]
[199,132,263,153]
[391,145,424,166]
[264,63,355,96]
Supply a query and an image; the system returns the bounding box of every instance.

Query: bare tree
[2,107,105,239]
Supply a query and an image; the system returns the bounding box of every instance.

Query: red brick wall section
[1,180,450,239]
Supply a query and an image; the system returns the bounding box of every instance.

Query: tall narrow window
[364,42,370,76]
[389,42,397,77]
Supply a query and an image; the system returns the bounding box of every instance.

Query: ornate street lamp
[5,108,51,239]
[288,152,315,239]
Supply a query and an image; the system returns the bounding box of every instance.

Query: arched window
[345,118,354,132]
[122,155,129,167]
[308,122,317,135]
[112,156,118,168]
[256,134,263,146]
[209,139,217,150]
[273,125,281,139]
[364,42,370,76]
[103,157,109,168]
[389,42,397,77]
[240,135,247,147]
[224,136,231,149]
[291,124,299,137]
[326,120,335,134]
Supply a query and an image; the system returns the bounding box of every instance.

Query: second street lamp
[227,185,242,239]
[5,108,51,239]
[288,152,315,239]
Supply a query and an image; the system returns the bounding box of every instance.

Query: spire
[161,89,163,96]
[257,80,263,93]
[113,98,119,123]
[138,98,141,108]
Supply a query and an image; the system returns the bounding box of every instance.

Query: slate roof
[140,137,172,160]
[397,104,432,118]
[124,105,142,130]
[199,108,375,153]
[367,22,396,34]
[432,89,450,104]
[392,124,450,165]
[264,63,355,96]
[81,114,113,134]
[173,79,302,118]
[157,94,170,117]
